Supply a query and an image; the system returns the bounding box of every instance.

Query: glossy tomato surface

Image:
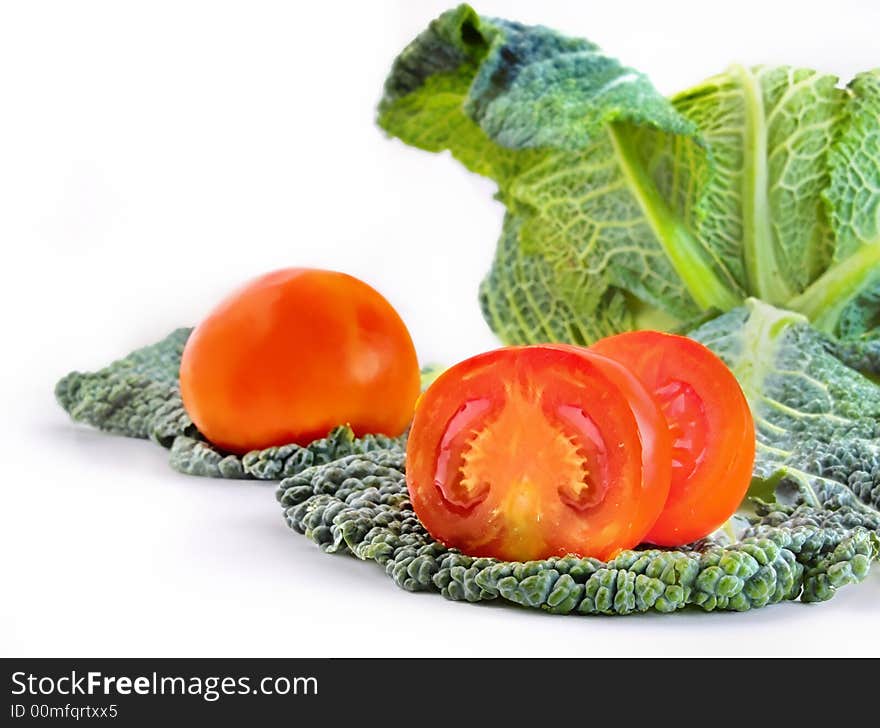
[180,268,421,454]
[406,346,671,561]
[591,331,755,546]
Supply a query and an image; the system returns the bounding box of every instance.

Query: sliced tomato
[406,346,671,561]
[590,331,755,546]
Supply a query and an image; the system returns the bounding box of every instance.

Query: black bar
[3,657,865,724]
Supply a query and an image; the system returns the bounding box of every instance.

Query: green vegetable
[787,70,880,338]
[55,327,196,447]
[828,336,880,380]
[691,300,880,527]
[419,365,446,391]
[277,450,876,614]
[378,5,880,350]
[55,330,405,479]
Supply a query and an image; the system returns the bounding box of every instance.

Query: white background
[2,0,879,657]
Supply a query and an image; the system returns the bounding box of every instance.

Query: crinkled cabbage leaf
[273,300,879,614]
[378,5,880,352]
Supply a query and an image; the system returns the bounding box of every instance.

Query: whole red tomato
[179,268,421,454]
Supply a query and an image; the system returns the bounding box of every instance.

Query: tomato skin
[405,345,671,561]
[590,331,756,546]
[179,268,421,454]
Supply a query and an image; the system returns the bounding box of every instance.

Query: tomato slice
[406,346,671,561]
[590,331,756,546]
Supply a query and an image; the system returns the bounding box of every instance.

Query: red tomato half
[180,268,421,454]
[406,346,672,561]
[590,331,755,546]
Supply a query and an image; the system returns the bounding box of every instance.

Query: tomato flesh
[406,346,671,561]
[590,331,755,546]
[179,268,421,454]
[653,379,709,482]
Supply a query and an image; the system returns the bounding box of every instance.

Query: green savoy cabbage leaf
[691,299,880,528]
[274,300,879,614]
[378,6,880,352]
[278,451,877,614]
[379,4,740,344]
[54,329,405,480]
[788,70,880,340]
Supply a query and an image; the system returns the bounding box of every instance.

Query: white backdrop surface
[1,0,878,657]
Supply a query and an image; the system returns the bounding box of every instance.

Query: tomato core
[435,386,609,523]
